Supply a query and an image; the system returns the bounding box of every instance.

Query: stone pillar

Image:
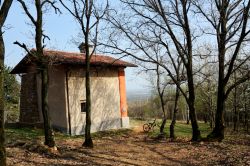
[118,69,129,128]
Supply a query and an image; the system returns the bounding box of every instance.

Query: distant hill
[127,89,152,102]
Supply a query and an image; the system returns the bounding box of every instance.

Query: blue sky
[3,1,151,95]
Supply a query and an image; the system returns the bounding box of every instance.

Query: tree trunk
[188,102,201,141]
[160,118,167,134]
[209,93,214,129]
[233,99,238,131]
[208,18,226,140]
[208,82,226,140]
[170,85,180,139]
[233,73,238,131]
[159,93,166,135]
[246,111,249,132]
[170,108,177,139]
[244,90,248,132]
[156,62,167,135]
[41,67,55,147]
[209,109,214,129]
[83,66,93,147]
[0,1,13,164]
[186,67,201,141]
[0,30,6,166]
[208,0,228,141]
[34,0,55,147]
[83,43,93,148]
[186,107,189,124]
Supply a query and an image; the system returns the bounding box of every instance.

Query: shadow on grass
[6,125,44,142]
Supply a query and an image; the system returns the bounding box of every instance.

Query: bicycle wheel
[143,124,150,132]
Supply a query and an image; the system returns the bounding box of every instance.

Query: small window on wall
[81,101,86,113]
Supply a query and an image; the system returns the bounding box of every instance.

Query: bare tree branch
[17,0,36,25]
[13,41,34,56]
[225,71,250,99]
[41,0,62,14]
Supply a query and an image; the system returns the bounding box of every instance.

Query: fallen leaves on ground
[6,126,250,166]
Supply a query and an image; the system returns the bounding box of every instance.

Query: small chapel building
[11,45,136,135]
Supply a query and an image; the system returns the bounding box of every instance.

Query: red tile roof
[11,49,137,74]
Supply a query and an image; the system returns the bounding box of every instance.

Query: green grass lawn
[133,119,212,138]
[5,125,132,143]
[165,121,211,138]
[6,126,43,141]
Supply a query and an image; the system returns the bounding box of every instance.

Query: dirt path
[6,126,250,166]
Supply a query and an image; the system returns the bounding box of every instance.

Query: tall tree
[193,0,250,140]
[143,56,169,135]
[139,45,170,136]
[14,0,60,147]
[59,0,108,147]
[169,58,183,139]
[0,0,13,165]
[104,0,201,141]
[155,63,168,135]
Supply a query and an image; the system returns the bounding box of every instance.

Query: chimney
[78,42,94,54]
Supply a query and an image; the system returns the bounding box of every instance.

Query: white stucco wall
[48,66,69,131]
[67,67,121,135]
[36,66,122,135]
[36,66,69,133]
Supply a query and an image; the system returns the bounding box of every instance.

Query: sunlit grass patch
[136,119,211,139]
